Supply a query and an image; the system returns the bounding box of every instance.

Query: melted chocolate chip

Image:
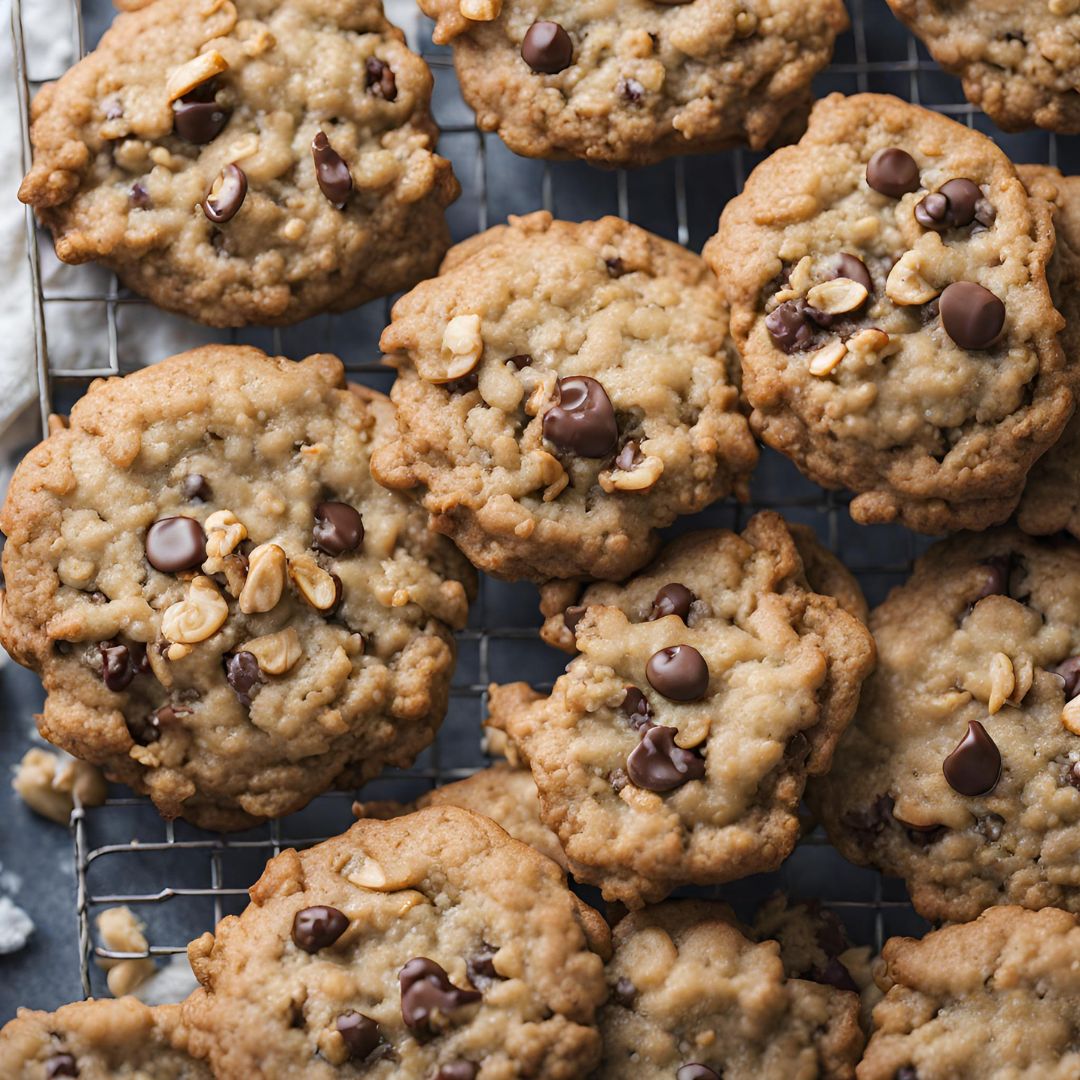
[833,253,872,293]
[224,651,262,707]
[202,163,247,224]
[563,605,586,635]
[943,720,1001,796]
[399,957,482,1031]
[677,1066,720,1080]
[182,474,212,502]
[866,147,920,198]
[466,943,500,989]
[173,85,229,144]
[914,178,982,231]
[627,724,706,791]
[521,20,573,74]
[311,132,353,208]
[621,686,651,728]
[613,976,637,1006]
[939,282,1005,350]
[649,583,695,622]
[129,182,151,209]
[313,501,364,556]
[435,1064,478,1080]
[126,703,189,746]
[366,57,397,100]
[543,376,618,458]
[291,905,349,953]
[765,299,816,352]
[618,77,644,104]
[145,516,206,573]
[99,641,147,692]
[336,1011,381,1060]
[1054,656,1080,699]
[45,1054,79,1079]
[646,644,709,701]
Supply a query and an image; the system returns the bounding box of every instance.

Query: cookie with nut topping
[416,0,848,166]
[811,528,1080,923]
[371,211,758,583]
[0,346,475,830]
[17,0,458,326]
[180,806,608,1079]
[707,92,1073,533]
[486,512,875,907]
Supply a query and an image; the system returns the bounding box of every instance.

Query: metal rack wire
[13,0,1061,1003]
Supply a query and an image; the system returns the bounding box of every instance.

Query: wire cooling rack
[10,0,1078,1007]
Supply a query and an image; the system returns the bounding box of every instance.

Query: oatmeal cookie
[371,211,759,583]
[860,906,1080,1080]
[886,0,1080,135]
[416,0,848,167]
[17,0,458,327]
[0,998,209,1079]
[0,346,475,831]
[598,900,863,1079]
[486,512,876,907]
[181,806,608,1079]
[706,92,1072,533]
[812,528,1080,923]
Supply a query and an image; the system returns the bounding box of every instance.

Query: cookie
[860,906,1080,1080]
[706,92,1072,533]
[886,1,1080,135]
[17,0,458,326]
[812,528,1080,924]
[598,900,863,1079]
[486,512,876,907]
[371,211,759,583]
[0,998,209,1079]
[181,806,608,1079]
[415,0,848,167]
[0,346,475,830]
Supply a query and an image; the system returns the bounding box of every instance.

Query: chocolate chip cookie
[371,211,759,583]
[415,0,849,167]
[812,528,1080,924]
[17,0,458,326]
[860,905,1080,1080]
[0,998,210,1079]
[486,512,876,906]
[886,1,1080,135]
[706,92,1073,533]
[598,900,864,1079]
[0,346,475,830]
[181,806,608,1079]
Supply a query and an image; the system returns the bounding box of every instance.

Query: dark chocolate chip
[313,501,364,556]
[399,957,482,1031]
[521,20,573,74]
[465,943,501,989]
[435,1065,477,1080]
[913,191,948,229]
[311,131,353,209]
[646,644,709,701]
[564,605,587,634]
[914,178,982,231]
[939,281,1005,350]
[841,794,894,839]
[649,583,695,622]
[173,89,229,144]
[99,641,144,692]
[978,812,1005,841]
[626,724,706,791]
[785,731,810,762]
[182,474,212,502]
[336,1011,381,1060]
[605,256,626,277]
[507,354,532,369]
[613,976,637,1006]
[620,686,651,728]
[202,163,247,224]
[145,516,206,573]
[615,440,644,471]
[45,1055,79,1079]
[811,956,859,993]
[224,651,262,707]
[126,705,168,746]
[765,299,815,353]
[943,720,1001,796]
[366,56,397,100]
[129,182,151,209]
[543,376,618,458]
[866,147,920,198]
[446,372,480,395]
[291,905,349,953]
[833,253,873,293]
[1054,656,1080,699]
[972,555,1012,605]
[618,77,644,104]
[677,1066,720,1080]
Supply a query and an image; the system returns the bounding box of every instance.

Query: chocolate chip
[563,605,587,634]
[202,163,247,224]
[1061,760,1080,791]
[765,299,815,353]
[182,474,212,502]
[173,87,229,144]
[1054,656,1080,699]
[507,354,532,369]
[45,1054,79,1079]
[145,516,206,573]
[841,794,894,839]
[618,77,644,104]
[399,957,482,1032]
[543,376,618,458]
[605,256,626,277]
[978,812,1005,841]
[677,1066,719,1080]
[311,131,353,209]
[620,686,651,728]
[833,253,873,293]
[785,731,810,762]
[939,282,1005,350]
[313,501,364,556]
[466,943,500,989]
[914,178,982,231]
[811,956,859,993]
[365,56,397,100]
[913,191,948,229]
[99,641,145,692]
[626,724,706,791]
[129,182,151,209]
[613,976,637,1006]
[972,554,1012,605]
[224,651,262,707]
[126,706,166,746]
[336,1011,381,1060]
[435,1063,478,1080]
[521,20,573,74]
[446,372,479,395]
[943,720,1001,796]
[646,644,709,701]
[291,905,349,953]
[649,583,695,623]
[866,147,920,198]
[615,441,643,471]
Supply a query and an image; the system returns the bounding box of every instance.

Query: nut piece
[886,252,939,306]
[242,627,302,675]
[12,748,107,824]
[599,454,665,493]
[1063,697,1080,736]
[204,510,247,561]
[166,50,229,102]
[161,575,229,645]
[531,449,569,502]
[238,543,286,615]
[435,314,484,382]
[460,0,502,18]
[1050,0,1079,14]
[847,328,893,356]
[95,907,156,997]
[808,339,847,377]
[987,652,1015,715]
[806,277,869,315]
[289,554,339,611]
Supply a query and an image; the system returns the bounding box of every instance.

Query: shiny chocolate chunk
[914,178,982,231]
[765,298,815,352]
[943,720,1001,796]
[618,77,644,104]
[646,644,709,701]
[563,604,587,634]
[311,131,353,208]
[336,1011,381,1060]
[812,956,859,993]
[621,686,651,728]
[145,516,206,573]
[365,57,397,100]
[224,651,262,707]
[126,703,187,746]
[677,1066,719,1080]
[291,905,349,953]
[866,147,919,197]
[313,501,364,555]
[833,252,873,293]
[626,724,706,791]
[182,474,212,502]
[203,163,247,224]
[466,943,500,989]
[649,583,695,622]
[399,957,482,1031]
[99,641,147,692]
[1053,655,1080,699]
[446,372,480,395]
[435,1064,478,1080]
[939,282,1005,350]
[45,1055,79,1079]
[543,376,618,458]
[521,20,573,74]
[173,86,229,144]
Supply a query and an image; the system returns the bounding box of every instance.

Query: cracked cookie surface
[706,92,1072,533]
[416,0,848,167]
[812,528,1080,923]
[18,0,458,326]
[0,347,475,831]
[371,211,758,583]
[487,512,875,907]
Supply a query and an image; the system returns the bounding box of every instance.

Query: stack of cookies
[6,0,1080,1076]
